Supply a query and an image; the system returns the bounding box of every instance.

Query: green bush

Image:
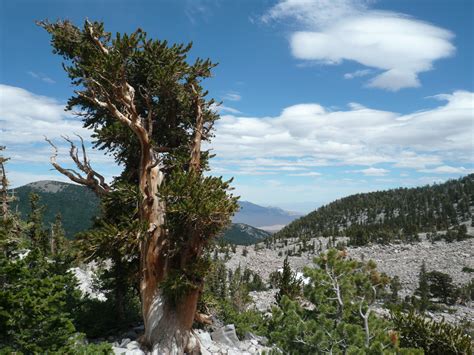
[0,250,79,353]
[391,311,473,354]
[267,250,420,354]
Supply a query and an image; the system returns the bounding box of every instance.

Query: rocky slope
[224,226,474,324]
[110,325,272,355]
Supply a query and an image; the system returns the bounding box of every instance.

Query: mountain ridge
[10,180,282,244]
[275,174,474,244]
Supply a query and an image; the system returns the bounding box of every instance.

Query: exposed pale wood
[45,136,110,196]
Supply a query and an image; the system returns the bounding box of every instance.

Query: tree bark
[137,142,201,353]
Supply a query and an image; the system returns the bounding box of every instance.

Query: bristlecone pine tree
[39,19,238,353]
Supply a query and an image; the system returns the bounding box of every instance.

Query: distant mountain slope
[275,174,474,242]
[220,223,271,245]
[11,180,272,244]
[11,181,100,238]
[233,201,301,229]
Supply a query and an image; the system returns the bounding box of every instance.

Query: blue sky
[0,0,473,212]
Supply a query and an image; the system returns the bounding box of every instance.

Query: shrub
[391,311,473,354]
[0,250,80,353]
[267,250,419,354]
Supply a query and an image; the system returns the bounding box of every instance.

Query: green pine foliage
[0,194,111,353]
[275,256,302,303]
[267,250,415,354]
[426,271,457,305]
[392,311,473,354]
[200,257,267,337]
[0,249,78,353]
[73,182,142,336]
[415,261,431,312]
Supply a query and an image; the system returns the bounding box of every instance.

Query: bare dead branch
[45,136,110,196]
[85,19,109,55]
[189,84,204,173]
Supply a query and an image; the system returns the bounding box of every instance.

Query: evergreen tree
[50,213,67,256]
[275,256,302,303]
[27,193,49,254]
[39,19,238,352]
[415,261,430,312]
[390,275,402,303]
[426,271,457,305]
[269,250,419,354]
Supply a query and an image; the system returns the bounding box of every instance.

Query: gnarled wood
[45,136,110,196]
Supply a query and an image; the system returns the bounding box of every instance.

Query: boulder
[126,341,141,350]
[195,330,214,350]
[211,324,240,348]
[244,332,268,345]
[112,347,127,355]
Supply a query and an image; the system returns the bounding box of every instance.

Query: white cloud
[418,165,473,175]
[393,151,442,169]
[262,0,372,27]
[209,90,473,175]
[0,85,118,187]
[344,69,373,80]
[0,84,90,144]
[27,71,56,84]
[223,92,242,102]
[288,171,322,176]
[352,167,389,176]
[263,0,455,90]
[211,103,242,114]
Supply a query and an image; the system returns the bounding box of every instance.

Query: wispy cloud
[185,0,220,24]
[262,0,455,91]
[288,171,322,176]
[351,167,389,176]
[418,165,473,174]
[27,71,56,84]
[344,69,373,80]
[211,103,242,114]
[223,91,242,102]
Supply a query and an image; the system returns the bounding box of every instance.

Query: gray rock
[126,341,141,350]
[211,324,240,348]
[244,332,268,346]
[112,347,128,355]
[196,330,213,349]
[120,338,131,347]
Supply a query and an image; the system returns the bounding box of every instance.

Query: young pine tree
[50,213,67,256]
[275,256,302,303]
[27,193,49,254]
[415,261,431,312]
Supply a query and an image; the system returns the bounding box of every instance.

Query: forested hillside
[11,181,100,237]
[11,181,273,244]
[276,174,474,245]
[220,223,271,245]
